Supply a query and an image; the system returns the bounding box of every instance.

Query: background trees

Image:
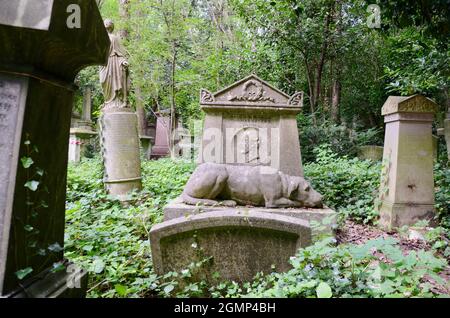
[74,0,449,160]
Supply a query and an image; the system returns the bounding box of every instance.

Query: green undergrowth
[64,150,449,298]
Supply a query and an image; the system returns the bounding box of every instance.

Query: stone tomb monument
[0,0,109,297]
[197,74,305,176]
[150,110,172,159]
[68,86,97,162]
[378,95,438,230]
[99,19,142,200]
[150,75,336,284]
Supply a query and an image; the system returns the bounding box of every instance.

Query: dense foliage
[76,0,449,134]
[65,152,449,298]
[215,237,448,298]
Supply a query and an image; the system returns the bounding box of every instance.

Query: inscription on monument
[0,74,25,255]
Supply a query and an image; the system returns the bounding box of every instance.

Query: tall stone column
[0,0,109,297]
[99,19,142,200]
[378,95,438,230]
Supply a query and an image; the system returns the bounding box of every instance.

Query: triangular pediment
[200,74,303,108]
[381,95,438,115]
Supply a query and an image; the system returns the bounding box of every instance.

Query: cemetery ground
[64,147,450,298]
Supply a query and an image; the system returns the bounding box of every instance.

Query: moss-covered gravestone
[0,0,109,297]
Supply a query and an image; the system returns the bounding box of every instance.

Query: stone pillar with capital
[377,95,438,230]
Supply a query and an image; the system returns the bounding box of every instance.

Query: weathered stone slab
[151,112,171,159]
[164,196,336,239]
[150,210,311,284]
[357,145,383,161]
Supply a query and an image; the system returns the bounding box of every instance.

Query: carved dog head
[287,177,323,208]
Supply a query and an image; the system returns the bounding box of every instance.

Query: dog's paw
[221,200,237,207]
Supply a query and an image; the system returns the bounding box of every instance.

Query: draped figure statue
[99,19,130,109]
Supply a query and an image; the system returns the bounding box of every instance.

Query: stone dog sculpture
[182,163,323,208]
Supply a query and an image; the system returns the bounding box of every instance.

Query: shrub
[304,145,381,224]
[299,116,383,163]
[435,163,450,229]
[65,157,194,298]
[212,237,449,298]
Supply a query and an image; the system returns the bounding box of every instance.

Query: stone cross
[0,0,109,297]
[377,95,438,230]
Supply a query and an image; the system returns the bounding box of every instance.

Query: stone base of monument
[5,263,88,298]
[100,108,142,201]
[379,201,437,229]
[163,196,336,239]
[150,210,311,284]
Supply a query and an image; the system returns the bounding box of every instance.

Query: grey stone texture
[150,210,312,284]
[378,95,438,230]
[357,145,383,161]
[164,196,336,238]
[181,163,323,208]
[100,108,142,200]
[198,74,305,177]
[0,0,109,297]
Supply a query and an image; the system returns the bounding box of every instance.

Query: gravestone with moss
[0,0,109,297]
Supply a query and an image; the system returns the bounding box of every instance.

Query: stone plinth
[100,108,142,200]
[150,210,311,284]
[0,0,109,297]
[198,74,304,176]
[357,145,384,161]
[378,95,438,230]
[164,196,336,239]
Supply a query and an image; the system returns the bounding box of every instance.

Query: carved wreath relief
[227,80,275,103]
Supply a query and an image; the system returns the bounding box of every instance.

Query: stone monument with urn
[99,19,142,200]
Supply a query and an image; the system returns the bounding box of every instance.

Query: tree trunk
[331,79,341,123]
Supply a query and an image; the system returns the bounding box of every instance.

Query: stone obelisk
[99,19,142,200]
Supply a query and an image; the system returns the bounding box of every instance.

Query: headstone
[197,74,305,176]
[150,110,171,159]
[0,0,109,297]
[139,135,154,160]
[99,19,142,200]
[150,210,311,284]
[377,95,438,230]
[68,86,97,163]
[152,75,336,284]
[357,145,384,161]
